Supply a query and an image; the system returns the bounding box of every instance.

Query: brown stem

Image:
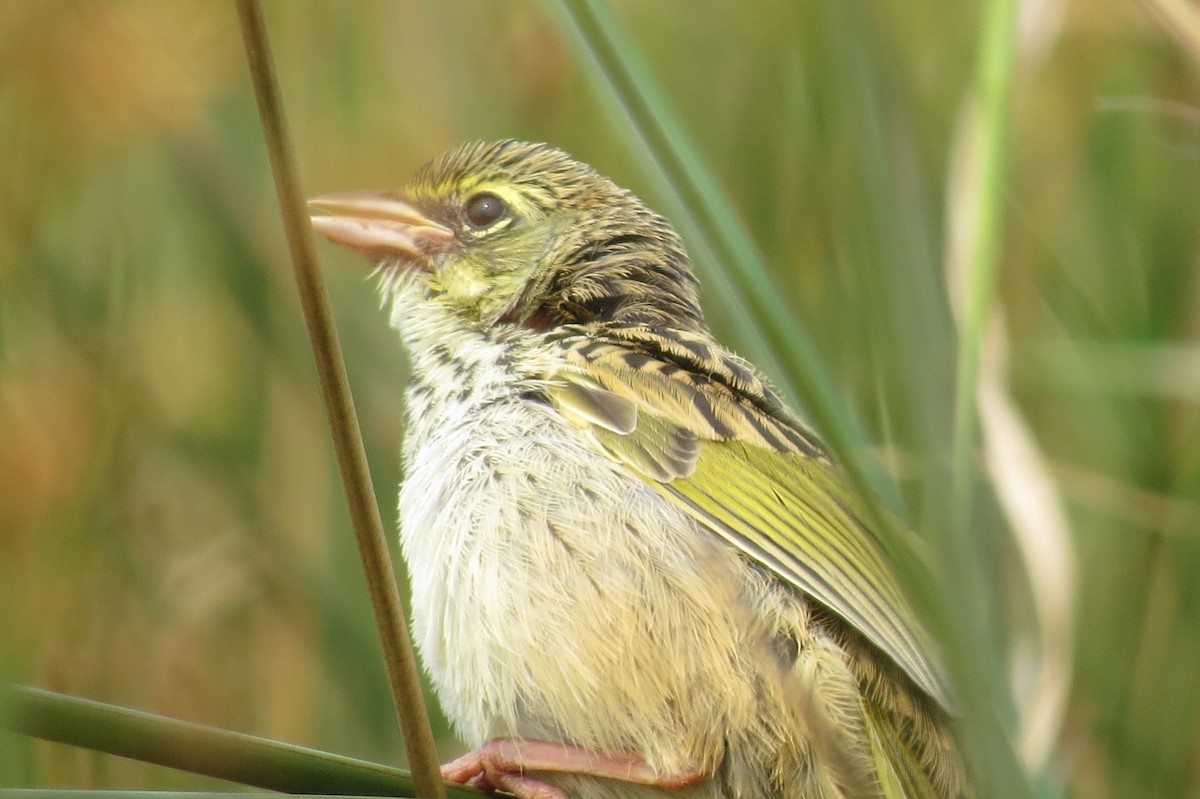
[232,2,444,796]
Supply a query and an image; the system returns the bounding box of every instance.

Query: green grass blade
[1,794,430,799]
[940,0,1035,796]
[1,687,477,798]
[548,0,900,511]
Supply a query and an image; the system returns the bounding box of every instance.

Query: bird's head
[310,140,705,332]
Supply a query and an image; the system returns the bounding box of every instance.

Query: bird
[309,139,970,799]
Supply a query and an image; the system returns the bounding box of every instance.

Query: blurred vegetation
[2,1,1199,798]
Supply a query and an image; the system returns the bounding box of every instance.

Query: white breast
[387,284,778,783]
[402,360,779,778]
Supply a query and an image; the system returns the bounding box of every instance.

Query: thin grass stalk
[942,0,1034,795]
[1,686,476,799]
[978,319,1076,772]
[232,3,443,796]
[0,794,441,799]
[548,0,903,513]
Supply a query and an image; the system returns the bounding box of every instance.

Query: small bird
[310,140,970,799]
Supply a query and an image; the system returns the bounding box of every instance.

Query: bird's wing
[865,700,950,799]
[549,326,953,711]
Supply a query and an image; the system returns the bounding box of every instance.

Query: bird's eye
[464,192,507,229]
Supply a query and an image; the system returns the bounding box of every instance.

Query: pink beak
[308,191,456,264]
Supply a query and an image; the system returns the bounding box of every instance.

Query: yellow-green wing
[550,328,953,711]
[666,441,951,709]
[865,700,949,799]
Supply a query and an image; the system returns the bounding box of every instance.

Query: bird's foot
[441,738,705,799]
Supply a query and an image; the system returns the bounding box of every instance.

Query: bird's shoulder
[542,322,827,471]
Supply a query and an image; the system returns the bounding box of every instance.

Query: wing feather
[550,329,954,710]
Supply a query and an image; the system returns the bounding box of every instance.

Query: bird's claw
[442,740,569,799]
[441,738,705,799]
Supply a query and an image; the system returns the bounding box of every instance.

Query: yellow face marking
[412,176,554,241]
[461,182,545,220]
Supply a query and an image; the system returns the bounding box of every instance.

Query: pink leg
[441,738,705,798]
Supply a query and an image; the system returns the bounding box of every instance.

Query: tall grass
[2,2,1199,797]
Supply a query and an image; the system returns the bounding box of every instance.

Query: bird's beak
[308,191,456,265]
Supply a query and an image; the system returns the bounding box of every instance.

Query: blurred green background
[2,1,1199,797]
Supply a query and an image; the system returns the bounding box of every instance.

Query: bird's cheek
[429,265,492,309]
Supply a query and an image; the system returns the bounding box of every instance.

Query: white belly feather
[400,375,756,765]
[388,287,804,795]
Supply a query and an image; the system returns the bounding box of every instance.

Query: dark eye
[464,192,507,229]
